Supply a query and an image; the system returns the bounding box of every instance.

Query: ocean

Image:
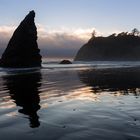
[0,59,140,140]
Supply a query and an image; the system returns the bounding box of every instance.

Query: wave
[42,61,140,70]
[0,61,140,76]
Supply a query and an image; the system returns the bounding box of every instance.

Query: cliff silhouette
[0,10,42,68]
[75,30,140,61]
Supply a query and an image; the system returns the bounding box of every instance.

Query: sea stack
[59,60,72,64]
[74,31,140,61]
[0,10,42,68]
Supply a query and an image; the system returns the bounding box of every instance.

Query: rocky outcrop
[0,10,42,68]
[59,60,72,64]
[74,33,140,61]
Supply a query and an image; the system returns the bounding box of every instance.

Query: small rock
[59,60,72,64]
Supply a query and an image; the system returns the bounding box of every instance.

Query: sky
[0,0,140,58]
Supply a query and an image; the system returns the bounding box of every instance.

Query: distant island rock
[59,60,72,64]
[74,30,140,61]
[0,10,42,68]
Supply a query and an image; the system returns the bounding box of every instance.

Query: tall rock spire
[0,10,42,68]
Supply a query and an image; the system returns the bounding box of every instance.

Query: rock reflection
[3,70,41,128]
[78,68,140,95]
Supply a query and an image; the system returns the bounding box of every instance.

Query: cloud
[0,26,16,41]
[0,24,114,57]
[37,24,95,49]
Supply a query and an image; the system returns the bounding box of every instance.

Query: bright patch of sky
[0,0,140,33]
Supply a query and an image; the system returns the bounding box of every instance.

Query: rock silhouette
[59,60,72,64]
[74,32,140,61]
[0,10,42,68]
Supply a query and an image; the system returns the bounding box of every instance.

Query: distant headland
[74,29,140,61]
[0,10,42,68]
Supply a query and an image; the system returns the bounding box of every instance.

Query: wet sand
[0,65,140,140]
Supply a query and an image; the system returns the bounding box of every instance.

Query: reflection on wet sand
[1,67,140,140]
[78,67,140,95]
[3,71,41,128]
